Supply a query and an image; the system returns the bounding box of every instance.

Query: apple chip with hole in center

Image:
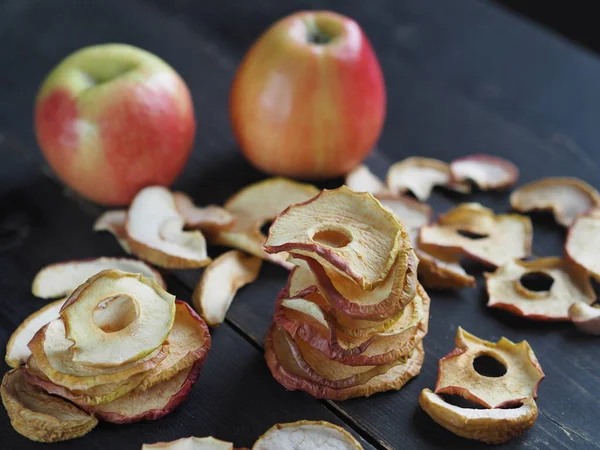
[419,203,532,267]
[485,257,595,321]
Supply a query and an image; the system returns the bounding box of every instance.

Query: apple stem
[304,18,331,45]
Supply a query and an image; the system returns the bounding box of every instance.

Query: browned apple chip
[510,177,600,227]
[173,192,235,233]
[419,203,532,267]
[345,164,389,195]
[419,389,538,444]
[565,208,600,280]
[1,368,97,442]
[435,328,544,408]
[94,209,130,253]
[127,186,212,269]
[450,154,519,190]
[485,257,595,320]
[32,256,166,299]
[416,246,475,290]
[253,420,363,450]
[386,157,470,201]
[569,303,600,335]
[143,437,236,449]
[211,178,319,269]
[192,250,262,327]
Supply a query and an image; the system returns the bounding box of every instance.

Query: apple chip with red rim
[510,177,600,227]
[435,327,544,408]
[569,303,600,336]
[565,208,600,280]
[212,178,319,269]
[419,203,532,267]
[94,210,130,253]
[192,250,262,327]
[419,389,538,444]
[386,157,470,201]
[60,269,176,367]
[450,154,519,190]
[345,164,389,195]
[143,437,236,449]
[265,186,404,289]
[126,186,211,269]
[485,257,595,321]
[173,192,234,232]
[252,420,363,450]
[32,256,166,299]
[1,368,98,443]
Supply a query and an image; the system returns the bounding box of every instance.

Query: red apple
[230,11,386,179]
[34,44,196,205]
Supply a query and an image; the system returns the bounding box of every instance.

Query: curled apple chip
[416,247,475,290]
[265,186,404,289]
[419,203,532,267]
[85,363,201,424]
[376,194,432,243]
[569,303,600,335]
[435,328,544,408]
[143,437,235,449]
[173,192,235,232]
[450,154,519,190]
[345,164,388,195]
[419,389,538,444]
[386,157,470,201]
[32,256,166,299]
[192,250,262,327]
[60,269,175,367]
[1,368,97,442]
[485,257,595,320]
[94,209,130,253]
[212,178,319,269]
[510,177,600,227]
[127,186,211,269]
[253,420,363,450]
[565,208,600,279]
[5,299,65,368]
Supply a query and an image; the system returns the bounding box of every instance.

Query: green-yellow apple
[35,44,196,205]
[230,11,386,179]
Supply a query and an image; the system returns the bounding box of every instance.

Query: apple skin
[230,11,386,179]
[35,44,196,206]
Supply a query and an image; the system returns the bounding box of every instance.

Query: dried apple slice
[85,362,201,423]
[32,256,166,299]
[565,208,600,280]
[212,178,319,269]
[569,303,600,335]
[510,177,600,227]
[386,157,470,201]
[173,192,235,232]
[94,209,130,253]
[345,164,388,195]
[265,186,404,289]
[143,437,235,449]
[192,250,262,327]
[376,194,432,243]
[450,154,519,190]
[253,420,363,450]
[435,328,544,408]
[126,186,211,269]
[485,257,595,320]
[419,203,532,267]
[60,269,175,367]
[415,246,475,290]
[5,299,65,368]
[1,368,97,442]
[419,389,538,444]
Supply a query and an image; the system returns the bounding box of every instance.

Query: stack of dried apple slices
[262,186,430,400]
[1,269,210,442]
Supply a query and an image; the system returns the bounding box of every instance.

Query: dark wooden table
[1,1,599,449]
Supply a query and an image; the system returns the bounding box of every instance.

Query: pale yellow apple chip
[565,208,600,280]
[416,246,475,290]
[510,177,600,227]
[32,256,166,299]
[419,203,532,267]
[5,299,65,368]
[485,257,595,320]
[212,178,319,269]
[345,164,388,195]
[127,186,211,269]
[252,420,363,450]
[94,209,130,253]
[435,328,544,408]
[192,250,262,327]
[143,436,235,449]
[265,186,404,289]
[376,194,432,243]
[1,368,97,442]
[450,154,519,190]
[569,303,600,335]
[173,192,235,232]
[386,157,470,201]
[419,389,538,444]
